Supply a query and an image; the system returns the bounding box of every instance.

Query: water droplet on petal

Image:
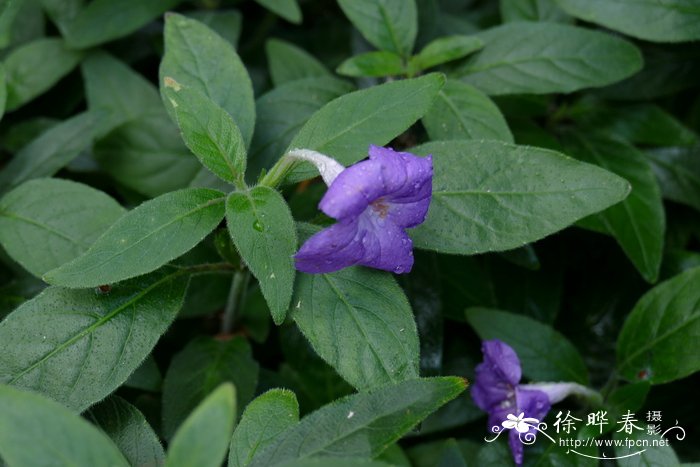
[394,266,404,273]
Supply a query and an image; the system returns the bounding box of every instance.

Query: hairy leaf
[44,188,225,288]
[0,268,188,411]
[0,178,125,277]
[226,187,297,324]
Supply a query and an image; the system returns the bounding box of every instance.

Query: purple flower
[472,340,551,465]
[294,145,432,274]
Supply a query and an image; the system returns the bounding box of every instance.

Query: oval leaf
[4,37,81,110]
[0,385,128,466]
[410,140,631,255]
[410,35,483,72]
[254,0,302,24]
[337,0,417,57]
[422,79,513,142]
[455,22,642,95]
[266,38,330,87]
[64,0,182,48]
[292,260,420,390]
[163,76,247,185]
[226,186,297,324]
[0,268,188,411]
[87,396,166,467]
[166,383,237,467]
[249,377,467,466]
[160,13,255,146]
[554,0,700,43]
[563,133,665,283]
[44,188,225,288]
[0,178,126,278]
[0,112,100,195]
[337,51,405,78]
[617,267,700,384]
[287,73,444,182]
[162,336,259,440]
[229,389,300,467]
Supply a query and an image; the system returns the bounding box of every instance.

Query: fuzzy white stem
[521,382,602,405]
[285,149,345,186]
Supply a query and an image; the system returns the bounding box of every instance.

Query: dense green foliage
[0,0,699,465]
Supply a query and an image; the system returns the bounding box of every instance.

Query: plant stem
[221,270,246,334]
[259,153,299,188]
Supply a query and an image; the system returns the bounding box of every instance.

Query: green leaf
[40,0,88,36]
[226,187,296,324]
[553,0,700,43]
[229,389,300,467]
[287,73,444,182]
[614,430,680,467]
[337,51,404,78]
[63,0,182,48]
[292,256,420,390]
[409,35,483,72]
[500,0,570,23]
[161,13,255,147]
[410,140,630,255]
[162,337,259,440]
[455,22,642,95]
[0,63,6,122]
[466,308,589,384]
[248,377,467,466]
[0,385,129,466]
[254,0,301,24]
[337,0,417,57]
[0,112,100,195]
[87,396,166,467]
[563,134,665,283]
[166,383,237,467]
[3,37,81,110]
[599,44,700,101]
[44,188,225,288]
[124,355,162,392]
[573,102,697,148]
[186,9,242,48]
[0,178,126,278]
[163,77,247,185]
[277,459,394,467]
[617,267,700,384]
[646,146,700,213]
[0,268,188,411]
[248,76,353,180]
[82,51,162,135]
[93,111,201,197]
[0,0,24,48]
[266,38,330,87]
[422,79,513,142]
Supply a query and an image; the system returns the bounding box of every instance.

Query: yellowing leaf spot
[163,76,182,91]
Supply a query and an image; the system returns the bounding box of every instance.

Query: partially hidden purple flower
[472,340,551,466]
[472,339,601,465]
[294,145,432,274]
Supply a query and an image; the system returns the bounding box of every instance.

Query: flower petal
[515,387,550,423]
[387,191,431,228]
[482,339,522,386]
[369,145,433,204]
[294,221,364,273]
[357,218,414,273]
[318,158,385,220]
[508,429,525,466]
